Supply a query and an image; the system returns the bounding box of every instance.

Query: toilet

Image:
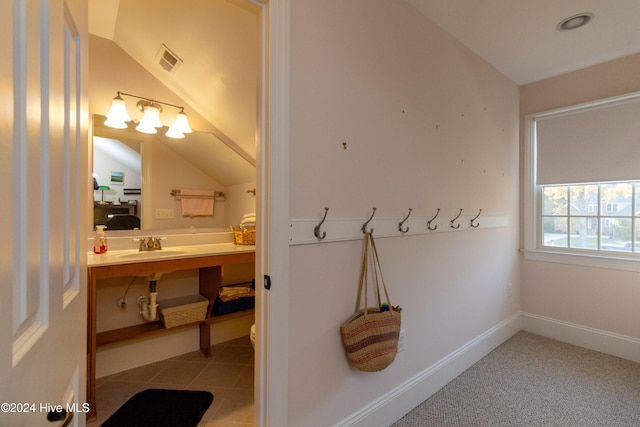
[250,323,256,349]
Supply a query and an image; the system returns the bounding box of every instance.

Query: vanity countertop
[88,242,255,267]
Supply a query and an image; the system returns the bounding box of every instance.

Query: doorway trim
[255,0,290,426]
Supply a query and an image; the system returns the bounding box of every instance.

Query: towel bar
[170,189,225,199]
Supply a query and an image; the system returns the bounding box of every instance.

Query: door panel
[61,7,82,308]
[0,0,88,426]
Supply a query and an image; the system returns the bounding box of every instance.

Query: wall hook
[470,209,482,228]
[361,207,377,234]
[313,207,329,240]
[450,209,463,229]
[398,208,413,233]
[427,208,440,231]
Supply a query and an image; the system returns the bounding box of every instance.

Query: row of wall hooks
[450,208,482,229]
[312,207,483,241]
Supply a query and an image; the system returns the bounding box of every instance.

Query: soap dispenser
[93,225,108,254]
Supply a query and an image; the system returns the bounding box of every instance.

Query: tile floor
[87,336,254,427]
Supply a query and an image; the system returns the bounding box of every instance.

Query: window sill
[521,248,640,272]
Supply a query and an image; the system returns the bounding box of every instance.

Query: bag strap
[363,232,378,319]
[370,235,382,307]
[354,231,370,313]
[369,232,394,314]
[354,232,396,319]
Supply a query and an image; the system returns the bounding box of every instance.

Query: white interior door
[0,1,88,426]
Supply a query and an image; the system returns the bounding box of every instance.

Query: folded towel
[219,286,255,302]
[180,189,214,217]
[240,216,256,226]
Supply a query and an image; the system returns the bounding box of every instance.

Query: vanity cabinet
[86,248,254,420]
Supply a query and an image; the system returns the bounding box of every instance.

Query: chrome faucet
[137,237,164,251]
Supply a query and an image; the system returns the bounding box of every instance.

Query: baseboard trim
[521,312,640,364]
[336,312,522,427]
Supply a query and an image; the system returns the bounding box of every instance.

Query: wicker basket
[231,225,256,245]
[158,294,209,328]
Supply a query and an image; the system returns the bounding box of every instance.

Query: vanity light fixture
[556,12,594,31]
[104,91,193,139]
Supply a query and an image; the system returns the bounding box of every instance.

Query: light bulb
[165,126,185,139]
[104,94,131,128]
[171,110,193,134]
[136,106,162,134]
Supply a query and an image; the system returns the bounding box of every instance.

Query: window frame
[523,91,640,272]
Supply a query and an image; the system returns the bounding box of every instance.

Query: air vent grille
[155,44,183,73]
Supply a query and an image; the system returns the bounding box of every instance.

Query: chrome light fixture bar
[104,91,193,139]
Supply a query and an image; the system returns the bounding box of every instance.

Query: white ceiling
[407,0,640,85]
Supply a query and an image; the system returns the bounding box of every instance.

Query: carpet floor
[393,331,640,426]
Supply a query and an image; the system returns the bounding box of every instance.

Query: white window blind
[535,96,640,185]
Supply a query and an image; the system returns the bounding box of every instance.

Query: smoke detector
[154,44,183,73]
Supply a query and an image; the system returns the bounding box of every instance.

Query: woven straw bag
[341,232,401,372]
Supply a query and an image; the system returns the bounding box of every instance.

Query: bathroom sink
[116,250,189,260]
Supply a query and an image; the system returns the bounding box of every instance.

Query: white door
[0,1,88,426]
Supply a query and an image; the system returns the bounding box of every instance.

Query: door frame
[255,0,290,426]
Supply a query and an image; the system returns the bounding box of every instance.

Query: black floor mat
[101,389,213,427]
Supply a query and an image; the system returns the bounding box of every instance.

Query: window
[541,181,639,253]
[524,91,640,271]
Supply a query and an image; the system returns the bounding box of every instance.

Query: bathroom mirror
[92,114,256,231]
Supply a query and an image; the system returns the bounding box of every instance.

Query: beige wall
[519,53,640,338]
[288,1,520,425]
[520,53,640,115]
[146,138,225,229]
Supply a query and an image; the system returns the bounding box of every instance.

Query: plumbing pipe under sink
[138,280,159,321]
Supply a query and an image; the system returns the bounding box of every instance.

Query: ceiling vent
[155,44,183,74]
